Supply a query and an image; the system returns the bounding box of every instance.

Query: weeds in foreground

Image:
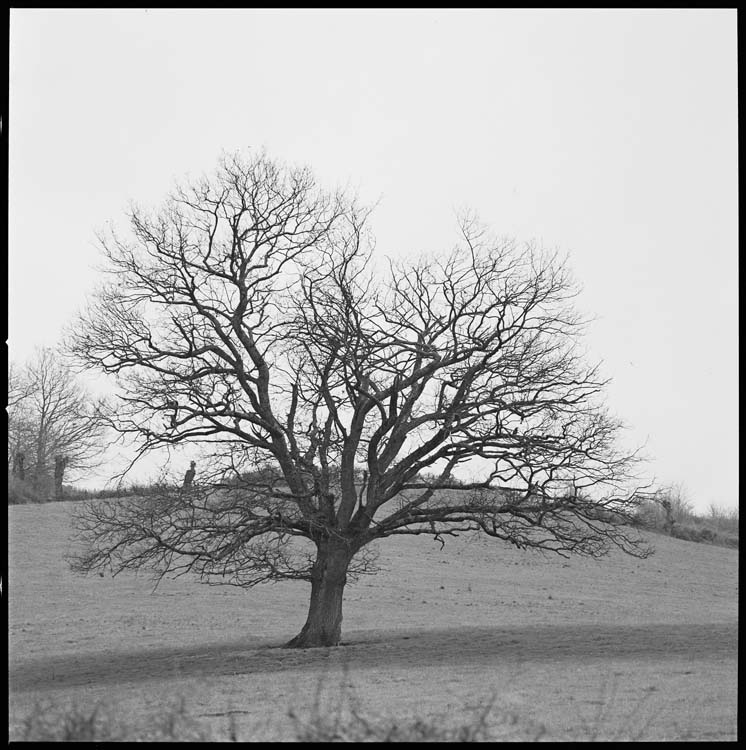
[15,667,726,742]
[570,672,660,742]
[287,662,547,742]
[20,697,209,742]
[17,689,546,742]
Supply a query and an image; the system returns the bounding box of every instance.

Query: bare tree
[645,482,693,532]
[8,362,35,476]
[69,151,651,648]
[7,348,107,497]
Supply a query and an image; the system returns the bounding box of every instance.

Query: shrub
[19,699,210,742]
[706,504,739,535]
[633,484,738,550]
[290,710,496,742]
[7,476,43,505]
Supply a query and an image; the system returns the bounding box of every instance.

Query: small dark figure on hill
[183,461,196,489]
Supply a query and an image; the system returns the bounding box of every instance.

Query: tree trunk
[54,456,66,501]
[284,541,351,648]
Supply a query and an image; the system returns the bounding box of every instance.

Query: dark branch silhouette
[68,151,651,648]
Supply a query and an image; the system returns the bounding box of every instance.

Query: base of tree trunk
[283,627,341,649]
[284,544,348,648]
[282,597,344,648]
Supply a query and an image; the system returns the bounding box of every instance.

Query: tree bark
[54,456,67,501]
[284,540,351,648]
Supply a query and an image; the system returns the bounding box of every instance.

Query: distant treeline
[632,489,738,549]
[8,474,738,551]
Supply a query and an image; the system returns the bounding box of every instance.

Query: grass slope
[8,501,738,741]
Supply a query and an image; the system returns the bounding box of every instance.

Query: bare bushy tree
[69,150,650,648]
[7,348,107,498]
[8,362,35,478]
[640,482,694,532]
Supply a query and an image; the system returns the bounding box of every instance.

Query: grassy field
[8,500,738,741]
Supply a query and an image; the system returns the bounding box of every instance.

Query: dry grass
[8,501,738,741]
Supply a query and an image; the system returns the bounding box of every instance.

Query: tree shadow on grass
[9,622,736,694]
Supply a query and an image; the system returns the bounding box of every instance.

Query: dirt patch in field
[8,502,738,741]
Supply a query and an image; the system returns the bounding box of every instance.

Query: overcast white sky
[8,9,738,511]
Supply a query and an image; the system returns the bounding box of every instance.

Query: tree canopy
[70,151,650,647]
